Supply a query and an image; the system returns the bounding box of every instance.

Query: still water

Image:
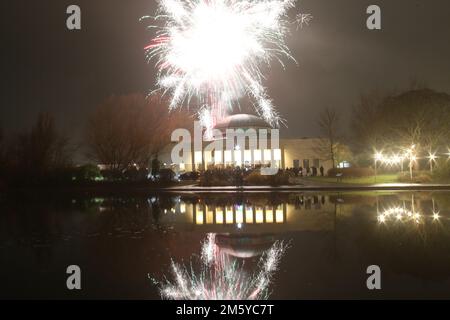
[1,191,450,299]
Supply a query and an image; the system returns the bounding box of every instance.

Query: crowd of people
[284,166,325,177]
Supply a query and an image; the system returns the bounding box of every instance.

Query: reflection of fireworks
[154,233,288,300]
[142,0,305,129]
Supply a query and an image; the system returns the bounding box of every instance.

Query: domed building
[214,114,272,132]
[158,113,334,174]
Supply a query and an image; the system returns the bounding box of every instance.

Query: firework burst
[154,233,289,300]
[142,0,306,130]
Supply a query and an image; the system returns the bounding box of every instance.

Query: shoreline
[2,183,450,197]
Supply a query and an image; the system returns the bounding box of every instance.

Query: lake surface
[1,190,450,299]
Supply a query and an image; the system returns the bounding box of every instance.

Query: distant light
[428,152,437,161]
[375,152,383,161]
[378,215,386,223]
[433,212,440,220]
[237,223,243,229]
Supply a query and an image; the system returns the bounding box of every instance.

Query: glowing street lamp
[374,151,383,182]
[405,145,416,181]
[427,152,437,172]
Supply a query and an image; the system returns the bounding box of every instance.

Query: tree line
[1,86,450,186]
[0,93,190,186]
[315,86,450,169]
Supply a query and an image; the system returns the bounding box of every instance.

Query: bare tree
[315,107,340,168]
[351,89,389,153]
[86,93,189,171]
[8,113,72,176]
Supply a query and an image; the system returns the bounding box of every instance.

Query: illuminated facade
[158,113,334,173]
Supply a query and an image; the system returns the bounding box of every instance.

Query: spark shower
[142,0,309,135]
[154,233,288,300]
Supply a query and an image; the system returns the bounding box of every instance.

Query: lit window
[214,150,222,165]
[254,150,262,162]
[275,206,284,223]
[264,149,272,162]
[206,206,214,224]
[234,150,242,166]
[216,208,224,224]
[244,150,252,164]
[245,206,254,223]
[274,149,282,161]
[266,207,274,223]
[224,150,232,164]
[204,151,213,165]
[196,207,204,225]
[226,207,234,224]
[194,151,203,164]
[235,206,244,224]
[256,207,264,224]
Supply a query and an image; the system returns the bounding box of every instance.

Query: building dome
[214,114,271,131]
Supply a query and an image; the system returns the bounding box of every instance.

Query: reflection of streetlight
[446,148,450,160]
[432,198,440,221]
[427,152,437,172]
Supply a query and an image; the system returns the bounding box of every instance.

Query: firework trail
[154,233,289,300]
[142,0,309,131]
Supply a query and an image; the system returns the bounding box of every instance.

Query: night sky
[2,0,450,148]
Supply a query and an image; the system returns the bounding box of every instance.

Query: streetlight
[409,154,416,180]
[405,144,416,181]
[374,151,383,183]
[427,152,437,173]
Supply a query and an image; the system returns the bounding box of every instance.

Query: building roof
[214,113,271,131]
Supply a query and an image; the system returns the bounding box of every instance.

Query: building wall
[282,138,333,172]
[157,137,334,174]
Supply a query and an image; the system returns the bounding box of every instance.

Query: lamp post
[374,152,383,183]
[428,152,437,173]
[406,145,416,181]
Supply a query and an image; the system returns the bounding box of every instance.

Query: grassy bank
[303,174,399,185]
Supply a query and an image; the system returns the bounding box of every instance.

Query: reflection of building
[193,203,286,225]
[158,113,333,173]
[157,195,336,233]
